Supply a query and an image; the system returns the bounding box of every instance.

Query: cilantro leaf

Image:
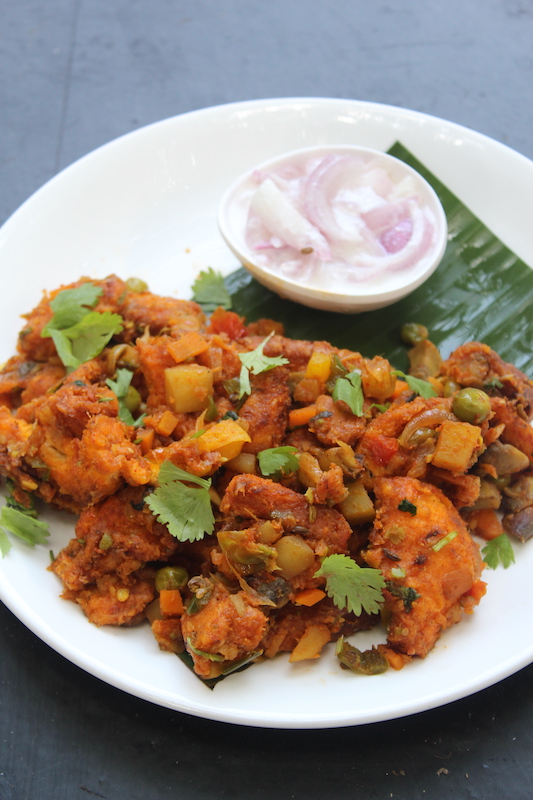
[191,268,232,313]
[258,446,300,478]
[67,311,124,364]
[41,282,123,371]
[106,368,145,427]
[238,333,289,399]
[5,479,38,518]
[0,505,50,551]
[314,553,385,616]
[483,377,504,390]
[332,369,364,416]
[385,580,421,612]
[482,533,515,569]
[370,402,390,413]
[398,498,417,515]
[393,370,437,399]
[42,283,103,333]
[50,312,123,370]
[145,460,214,542]
[157,460,212,489]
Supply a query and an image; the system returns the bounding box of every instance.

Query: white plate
[1,98,532,730]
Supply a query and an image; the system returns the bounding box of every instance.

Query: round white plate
[1,98,532,729]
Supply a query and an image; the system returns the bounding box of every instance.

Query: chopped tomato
[207,308,247,340]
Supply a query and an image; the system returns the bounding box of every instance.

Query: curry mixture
[1,275,532,681]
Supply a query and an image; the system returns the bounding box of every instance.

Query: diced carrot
[159,589,184,617]
[134,426,155,454]
[392,379,409,400]
[288,404,319,428]
[293,588,326,607]
[154,409,179,437]
[167,332,209,363]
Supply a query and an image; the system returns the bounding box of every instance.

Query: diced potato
[164,364,213,413]
[293,377,323,403]
[289,623,331,662]
[196,419,251,461]
[297,451,323,488]
[408,339,443,379]
[305,351,332,383]
[470,479,501,510]
[337,479,376,525]
[274,534,315,579]
[361,356,396,401]
[467,508,504,541]
[431,420,482,473]
[256,521,282,544]
[225,451,257,474]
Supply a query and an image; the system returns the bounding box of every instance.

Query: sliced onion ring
[398,407,457,448]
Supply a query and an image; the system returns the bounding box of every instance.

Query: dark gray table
[1,2,533,798]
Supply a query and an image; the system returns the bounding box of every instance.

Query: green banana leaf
[226,142,533,376]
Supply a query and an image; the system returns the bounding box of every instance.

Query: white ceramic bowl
[218,144,448,313]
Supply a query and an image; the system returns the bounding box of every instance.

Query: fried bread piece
[0,380,152,510]
[220,473,352,558]
[364,476,485,658]
[51,486,180,594]
[181,583,268,679]
[440,341,533,418]
[239,366,291,454]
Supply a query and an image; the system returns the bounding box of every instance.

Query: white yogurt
[218,145,448,313]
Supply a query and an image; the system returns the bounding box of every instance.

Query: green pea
[452,387,491,424]
[443,378,461,397]
[400,322,429,347]
[124,385,141,413]
[126,277,149,293]
[155,566,189,592]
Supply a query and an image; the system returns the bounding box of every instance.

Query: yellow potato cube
[305,351,332,383]
[431,420,482,473]
[289,624,331,662]
[164,364,213,413]
[196,419,251,461]
[337,479,376,525]
[274,534,315,579]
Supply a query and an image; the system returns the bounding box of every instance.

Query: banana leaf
[226,142,533,376]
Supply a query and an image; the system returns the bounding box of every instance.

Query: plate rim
[1,96,532,729]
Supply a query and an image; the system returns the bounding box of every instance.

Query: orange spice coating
[364,476,485,657]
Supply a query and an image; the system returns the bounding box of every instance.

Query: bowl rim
[218,142,448,309]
